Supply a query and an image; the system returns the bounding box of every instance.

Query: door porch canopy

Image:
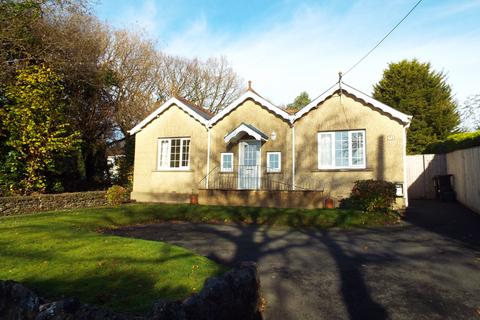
[224,123,269,144]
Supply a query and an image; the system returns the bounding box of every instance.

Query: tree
[458,94,480,131]
[155,55,244,114]
[1,0,113,191]
[103,29,161,135]
[373,59,460,154]
[0,65,80,194]
[0,0,244,192]
[287,91,311,111]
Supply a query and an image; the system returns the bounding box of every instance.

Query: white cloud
[162,1,480,105]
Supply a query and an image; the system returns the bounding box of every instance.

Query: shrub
[424,130,480,154]
[50,181,64,193]
[342,180,396,213]
[105,185,129,206]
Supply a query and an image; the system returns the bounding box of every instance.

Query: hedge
[424,130,480,154]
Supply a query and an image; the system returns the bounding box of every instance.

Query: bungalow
[129,81,412,209]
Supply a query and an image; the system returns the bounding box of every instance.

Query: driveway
[111,200,480,320]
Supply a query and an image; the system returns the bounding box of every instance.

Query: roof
[293,82,412,125]
[224,123,269,144]
[129,81,412,135]
[209,90,292,126]
[106,138,125,156]
[173,95,214,120]
[128,96,212,135]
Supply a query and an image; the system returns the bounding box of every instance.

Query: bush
[424,130,480,154]
[105,185,129,206]
[342,180,396,213]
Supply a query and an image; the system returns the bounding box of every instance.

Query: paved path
[111,201,480,320]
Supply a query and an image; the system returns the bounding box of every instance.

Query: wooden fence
[406,154,446,199]
[446,146,480,214]
[406,147,480,214]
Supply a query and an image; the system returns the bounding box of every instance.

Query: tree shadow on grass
[22,269,190,316]
[0,222,221,316]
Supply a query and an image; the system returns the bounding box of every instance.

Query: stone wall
[0,262,262,320]
[0,191,107,217]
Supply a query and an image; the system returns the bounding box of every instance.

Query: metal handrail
[199,165,323,191]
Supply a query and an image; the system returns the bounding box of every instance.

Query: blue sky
[95,0,480,105]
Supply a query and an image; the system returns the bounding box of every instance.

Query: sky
[94,0,480,106]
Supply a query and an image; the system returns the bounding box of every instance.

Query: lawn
[0,203,398,315]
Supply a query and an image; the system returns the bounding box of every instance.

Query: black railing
[199,166,324,191]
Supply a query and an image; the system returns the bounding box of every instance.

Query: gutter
[291,124,296,190]
[403,123,411,207]
[206,127,211,189]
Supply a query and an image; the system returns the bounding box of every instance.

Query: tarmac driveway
[111,201,480,320]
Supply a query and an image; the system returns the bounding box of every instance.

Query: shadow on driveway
[404,200,480,250]
[109,200,480,320]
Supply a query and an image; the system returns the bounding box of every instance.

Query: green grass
[0,203,398,314]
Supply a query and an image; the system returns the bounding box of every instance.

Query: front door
[238,140,261,189]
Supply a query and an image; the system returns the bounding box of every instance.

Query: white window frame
[266,152,281,173]
[317,130,366,169]
[157,137,191,170]
[220,152,234,172]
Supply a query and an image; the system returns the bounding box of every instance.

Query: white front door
[238,140,261,189]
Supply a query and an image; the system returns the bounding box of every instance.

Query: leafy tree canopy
[287,91,311,110]
[0,65,80,194]
[0,0,244,194]
[373,59,459,154]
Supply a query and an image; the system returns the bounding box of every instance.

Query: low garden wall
[199,189,326,209]
[0,191,107,217]
[0,262,262,320]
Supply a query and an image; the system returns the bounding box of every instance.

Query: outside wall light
[271,131,277,140]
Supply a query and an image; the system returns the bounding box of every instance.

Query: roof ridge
[293,82,412,124]
[173,94,214,117]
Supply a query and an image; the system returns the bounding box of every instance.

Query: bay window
[317,130,365,169]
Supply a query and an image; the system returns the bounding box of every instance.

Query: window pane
[181,139,190,167]
[159,140,169,168]
[335,132,349,167]
[243,143,258,166]
[268,153,280,171]
[222,154,232,170]
[351,132,364,166]
[319,134,332,167]
[170,139,181,167]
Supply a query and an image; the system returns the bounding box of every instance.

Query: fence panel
[406,154,446,199]
[447,146,480,214]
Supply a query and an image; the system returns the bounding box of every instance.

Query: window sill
[153,169,192,172]
[266,171,282,174]
[312,168,373,172]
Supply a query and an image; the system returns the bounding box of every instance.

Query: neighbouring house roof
[224,123,269,144]
[106,138,126,157]
[128,96,212,135]
[293,82,413,125]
